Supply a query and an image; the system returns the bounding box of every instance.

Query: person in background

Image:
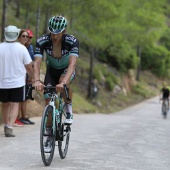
[18,29,35,125]
[0,25,33,137]
[13,29,29,127]
[91,79,98,99]
[159,81,170,109]
[14,29,35,126]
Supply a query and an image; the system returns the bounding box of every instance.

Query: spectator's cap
[5,25,21,42]
[26,29,33,37]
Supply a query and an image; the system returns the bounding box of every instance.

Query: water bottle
[55,109,60,123]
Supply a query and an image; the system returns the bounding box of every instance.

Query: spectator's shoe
[64,112,73,125]
[5,127,15,137]
[4,127,7,134]
[14,119,24,127]
[19,118,35,125]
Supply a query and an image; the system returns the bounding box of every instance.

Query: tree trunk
[24,8,29,28]
[1,0,7,42]
[36,5,41,40]
[15,0,20,18]
[70,2,73,29]
[87,47,95,99]
[43,8,50,34]
[136,46,142,81]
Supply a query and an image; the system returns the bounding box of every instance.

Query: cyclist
[33,15,79,125]
[160,81,170,110]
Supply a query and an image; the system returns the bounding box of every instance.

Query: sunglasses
[29,37,33,39]
[21,35,28,38]
[48,26,63,34]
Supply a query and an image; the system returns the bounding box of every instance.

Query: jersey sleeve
[34,34,50,58]
[70,38,79,57]
[34,40,44,58]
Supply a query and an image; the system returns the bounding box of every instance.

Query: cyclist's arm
[33,56,42,82]
[61,37,79,85]
[33,56,44,90]
[61,55,77,85]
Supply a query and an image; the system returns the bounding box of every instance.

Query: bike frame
[48,91,66,136]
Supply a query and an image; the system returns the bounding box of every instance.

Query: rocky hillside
[25,54,161,118]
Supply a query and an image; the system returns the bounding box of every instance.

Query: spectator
[16,29,35,125]
[0,25,33,137]
[13,29,29,127]
[91,79,98,99]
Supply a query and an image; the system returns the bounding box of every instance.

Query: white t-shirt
[0,42,32,88]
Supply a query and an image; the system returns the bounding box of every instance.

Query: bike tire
[40,105,56,166]
[58,103,70,159]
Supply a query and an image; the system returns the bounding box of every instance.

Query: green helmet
[48,15,68,34]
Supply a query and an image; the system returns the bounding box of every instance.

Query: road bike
[161,98,169,119]
[27,84,71,166]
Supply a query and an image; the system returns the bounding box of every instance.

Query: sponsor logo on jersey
[65,35,76,42]
[37,36,49,43]
[71,47,78,52]
[62,49,69,55]
[35,47,40,52]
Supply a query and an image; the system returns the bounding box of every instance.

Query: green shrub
[93,64,118,85]
[141,45,170,77]
[105,77,115,91]
[132,84,146,97]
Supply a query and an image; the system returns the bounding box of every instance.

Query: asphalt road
[0,96,170,170]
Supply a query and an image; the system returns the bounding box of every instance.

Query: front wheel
[162,102,167,119]
[58,104,71,159]
[40,105,56,166]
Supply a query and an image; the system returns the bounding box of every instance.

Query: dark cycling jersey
[34,33,79,69]
[161,88,170,99]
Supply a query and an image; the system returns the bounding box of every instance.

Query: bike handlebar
[26,84,71,101]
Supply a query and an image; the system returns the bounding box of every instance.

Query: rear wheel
[40,105,56,166]
[58,103,71,159]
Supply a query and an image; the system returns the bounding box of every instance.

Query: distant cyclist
[33,15,79,125]
[160,81,170,109]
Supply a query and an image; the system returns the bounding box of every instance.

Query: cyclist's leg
[59,70,75,124]
[59,68,75,104]
[165,98,169,111]
[43,67,59,127]
[44,66,59,105]
[59,76,73,104]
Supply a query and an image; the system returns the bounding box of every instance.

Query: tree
[1,0,7,42]
[15,0,20,18]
